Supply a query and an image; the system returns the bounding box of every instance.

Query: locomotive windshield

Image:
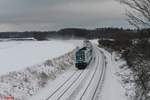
[76,51,85,62]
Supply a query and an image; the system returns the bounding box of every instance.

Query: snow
[0,39,129,100]
[0,51,75,100]
[27,43,128,100]
[99,48,127,100]
[0,40,76,100]
[0,40,75,75]
[0,38,36,42]
[27,68,77,100]
[28,44,98,100]
[62,40,84,47]
[90,39,99,45]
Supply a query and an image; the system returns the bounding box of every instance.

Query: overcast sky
[0,0,131,32]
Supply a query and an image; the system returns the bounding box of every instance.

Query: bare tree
[119,0,150,29]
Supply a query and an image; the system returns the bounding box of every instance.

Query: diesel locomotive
[75,41,93,69]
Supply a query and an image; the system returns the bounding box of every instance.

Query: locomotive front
[75,41,93,69]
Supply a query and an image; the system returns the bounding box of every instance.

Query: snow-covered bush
[0,50,75,100]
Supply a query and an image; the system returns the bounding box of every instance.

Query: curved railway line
[78,49,101,100]
[76,47,106,100]
[46,46,106,100]
[91,49,107,100]
[46,71,78,100]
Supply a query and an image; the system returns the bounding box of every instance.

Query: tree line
[0,28,138,40]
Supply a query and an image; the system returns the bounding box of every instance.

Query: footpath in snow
[99,48,127,100]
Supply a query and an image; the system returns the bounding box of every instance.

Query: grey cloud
[0,0,130,31]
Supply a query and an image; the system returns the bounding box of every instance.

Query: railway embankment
[98,38,150,100]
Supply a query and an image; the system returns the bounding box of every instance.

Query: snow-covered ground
[63,39,84,47]
[0,39,129,100]
[28,44,101,100]
[90,39,99,45]
[0,40,75,75]
[29,44,128,100]
[0,40,79,100]
[99,48,127,100]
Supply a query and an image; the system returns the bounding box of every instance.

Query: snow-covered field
[0,40,78,100]
[0,40,75,75]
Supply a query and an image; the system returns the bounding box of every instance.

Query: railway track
[76,47,106,100]
[78,50,101,100]
[46,46,106,100]
[65,48,100,100]
[46,47,97,100]
[46,70,84,100]
[91,48,107,100]
[46,71,78,100]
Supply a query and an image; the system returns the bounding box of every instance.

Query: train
[75,40,93,69]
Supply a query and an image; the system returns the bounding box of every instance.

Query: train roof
[80,47,87,50]
[76,47,90,53]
